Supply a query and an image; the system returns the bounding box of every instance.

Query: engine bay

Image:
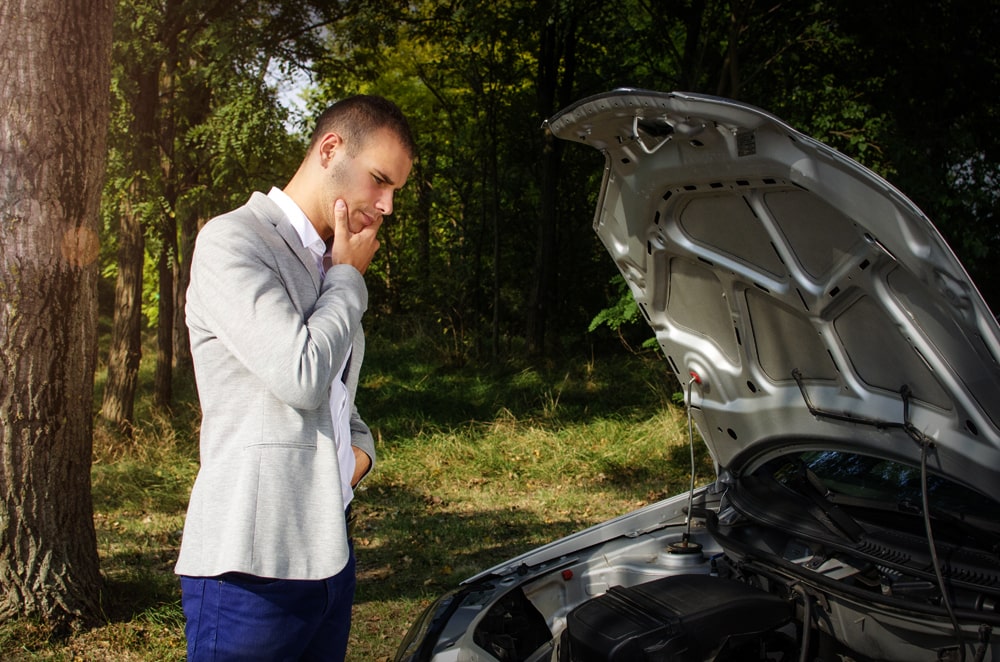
[469,479,1000,662]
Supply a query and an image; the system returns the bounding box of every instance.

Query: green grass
[1,326,710,661]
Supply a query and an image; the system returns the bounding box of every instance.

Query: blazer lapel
[247,192,322,292]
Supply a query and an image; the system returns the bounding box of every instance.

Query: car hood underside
[545,89,1000,502]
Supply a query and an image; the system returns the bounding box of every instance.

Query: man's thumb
[334,199,348,227]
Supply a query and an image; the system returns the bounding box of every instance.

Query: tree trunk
[100,58,159,433]
[528,4,576,354]
[415,156,432,291]
[154,0,185,410]
[0,0,112,629]
[153,219,175,409]
[99,182,146,433]
[153,121,176,411]
[488,97,501,361]
[172,79,212,377]
[173,208,199,374]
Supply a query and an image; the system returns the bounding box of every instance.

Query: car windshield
[769,450,999,529]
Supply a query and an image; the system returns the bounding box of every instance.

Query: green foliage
[186,78,303,203]
[97,0,1000,368]
[587,274,662,353]
[588,274,640,334]
[311,0,626,351]
[100,0,321,338]
[300,0,1000,352]
[361,315,679,438]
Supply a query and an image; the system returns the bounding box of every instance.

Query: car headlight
[395,588,463,662]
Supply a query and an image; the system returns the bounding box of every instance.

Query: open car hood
[546,89,1000,502]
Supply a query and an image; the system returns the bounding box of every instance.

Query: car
[394,89,1000,662]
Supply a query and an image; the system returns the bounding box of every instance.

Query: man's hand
[329,199,381,274]
[351,446,372,487]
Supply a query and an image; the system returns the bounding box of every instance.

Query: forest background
[2,0,1000,659]
[98,0,1000,432]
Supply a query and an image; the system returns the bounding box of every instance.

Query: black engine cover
[563,574,792,662]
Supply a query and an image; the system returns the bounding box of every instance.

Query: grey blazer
[175,192,375,580]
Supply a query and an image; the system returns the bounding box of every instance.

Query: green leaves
[588,275,639,334]
[101,0,1000,356]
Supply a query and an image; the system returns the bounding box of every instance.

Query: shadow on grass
[99,556,183,626]
[93,484,593,624]
[597,441,714,496]
[352,482,596,605]
[92,510,184,626]
[360,337,680,442]
[350,455,709,608]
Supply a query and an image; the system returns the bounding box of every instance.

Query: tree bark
[153,217,175,409]
[173,208,198,375]
[153,0,186,410]
[100,56,159,433]
[172,82,212,377]
[0,0,113,629]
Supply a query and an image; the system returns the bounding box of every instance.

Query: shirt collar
[268,187,325,260]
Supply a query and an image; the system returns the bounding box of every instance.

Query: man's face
[327,128,413,234]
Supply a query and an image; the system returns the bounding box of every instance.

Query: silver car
[395,90,1000,662]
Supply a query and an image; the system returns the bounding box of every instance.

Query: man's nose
[375,191,394,216]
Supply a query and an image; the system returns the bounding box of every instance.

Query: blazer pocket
[250,402,321,450]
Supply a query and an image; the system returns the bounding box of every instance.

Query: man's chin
[350,214,376,233]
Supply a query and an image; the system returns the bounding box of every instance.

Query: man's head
[287,95,415,241]
[307,95,416,161]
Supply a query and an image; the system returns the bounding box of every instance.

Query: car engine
[559,572,794,662]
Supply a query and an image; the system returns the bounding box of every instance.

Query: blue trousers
[180,544,356,661]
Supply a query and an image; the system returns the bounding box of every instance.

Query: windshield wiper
[785,463,865,542]
[900,499,1000,552]
[824,493,1000,552]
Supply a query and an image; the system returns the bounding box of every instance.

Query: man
[176,95,416,661]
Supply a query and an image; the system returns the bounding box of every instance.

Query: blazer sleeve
[187,214,367,410]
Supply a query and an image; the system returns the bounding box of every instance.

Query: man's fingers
[329,199,381,274]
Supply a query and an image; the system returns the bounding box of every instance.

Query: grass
[1,325,711,661]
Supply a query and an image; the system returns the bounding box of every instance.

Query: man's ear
[317,132,344,165]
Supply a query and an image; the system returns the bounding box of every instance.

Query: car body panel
[546,89,1000,501]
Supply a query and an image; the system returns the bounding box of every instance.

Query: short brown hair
[308,95,416,159]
